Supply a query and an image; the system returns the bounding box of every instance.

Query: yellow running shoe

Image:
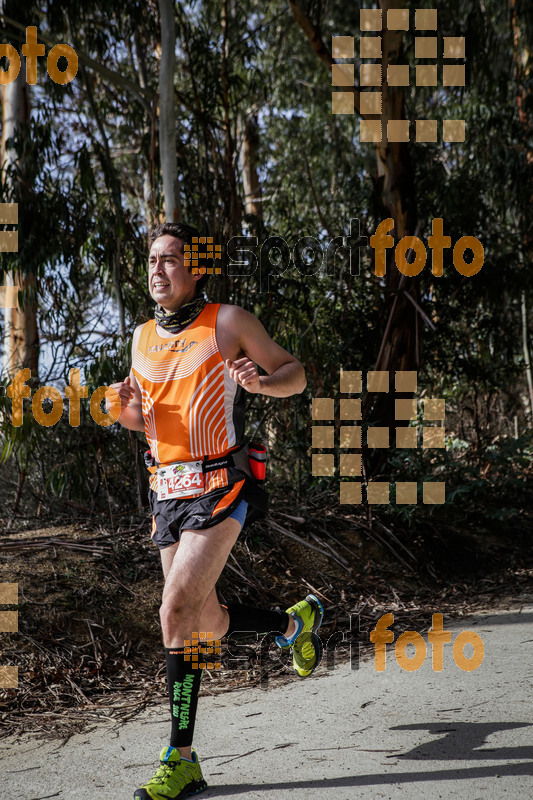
[275,594,324,677]
[134,746,207,800]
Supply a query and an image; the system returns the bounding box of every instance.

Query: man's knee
[159,597,199,638]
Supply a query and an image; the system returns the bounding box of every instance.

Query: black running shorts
[149,471,248,549]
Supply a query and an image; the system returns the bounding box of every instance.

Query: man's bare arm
[226,355,305,397]
[111,375,145,431]
[220,306,306,397]
[106,326,145,431]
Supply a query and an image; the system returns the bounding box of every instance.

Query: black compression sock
[165,647,203,748]
[224,602,288,638]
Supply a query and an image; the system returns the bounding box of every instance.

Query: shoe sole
[134,779,207,800]
[305,594,324,635]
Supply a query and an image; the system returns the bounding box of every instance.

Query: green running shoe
[276,594,324,677]
[134,746,207,800]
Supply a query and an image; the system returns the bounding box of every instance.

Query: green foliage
[0,0,530,533]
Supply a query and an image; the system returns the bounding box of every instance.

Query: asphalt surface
[1,606,532,799]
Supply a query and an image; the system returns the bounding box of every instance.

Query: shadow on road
[206,763,533,796]
[468,611,533,628]
[392,721,533,760]
[204,720,533,796]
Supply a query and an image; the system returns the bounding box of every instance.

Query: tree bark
[133,30,156,228]
[1,68,39,377]
[372,0,418,383]
[521,292,533,419]
[510,0,533,422]
[158,0,180,222]
[221,0,240,234]
[288,0,419,420]
[240,113,262,220]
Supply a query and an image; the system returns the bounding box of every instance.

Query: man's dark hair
[148,222,211,295]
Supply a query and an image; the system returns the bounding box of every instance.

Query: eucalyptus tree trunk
[221,0,240,234]
[158,0,180,222]
[521,292,533,420]
[240,113,262,220]
[212,0,241,305]
[289,0,418,415]
[1,71,39,378]
[133,30,156,227]
[371,0,418,382]
[510,0,533,422]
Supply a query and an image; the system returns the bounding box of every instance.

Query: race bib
[156,460,204,500]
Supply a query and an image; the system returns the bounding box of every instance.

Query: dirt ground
[1,496,532,742]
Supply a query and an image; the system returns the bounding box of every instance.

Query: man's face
[148,234,200,311]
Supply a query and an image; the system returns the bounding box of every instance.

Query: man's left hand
[226,358,261,393]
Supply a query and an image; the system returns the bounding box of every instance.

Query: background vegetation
[0,0,532,740]
[0,0,531,549]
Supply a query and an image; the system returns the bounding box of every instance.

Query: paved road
[2,607,532,799]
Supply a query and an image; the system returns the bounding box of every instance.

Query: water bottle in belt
[248,442,267,481]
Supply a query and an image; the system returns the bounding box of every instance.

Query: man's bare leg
[158,516,243,760]
[160,540,296,642]
[158,522,298,761]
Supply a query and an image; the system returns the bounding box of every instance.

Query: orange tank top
[131,303,245,493]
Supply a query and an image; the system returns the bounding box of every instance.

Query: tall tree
[1,33,38,377]
[158,0,180,221]
[240,112,262,221]
[288,0,419,436]
[510,0,533,419]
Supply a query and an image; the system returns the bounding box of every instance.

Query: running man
[108,222,324,800]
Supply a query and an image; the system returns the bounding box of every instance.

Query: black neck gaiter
[154,295,206,334]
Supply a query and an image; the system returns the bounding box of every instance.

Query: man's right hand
[106,376,136,410]
[105,375,145,432]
